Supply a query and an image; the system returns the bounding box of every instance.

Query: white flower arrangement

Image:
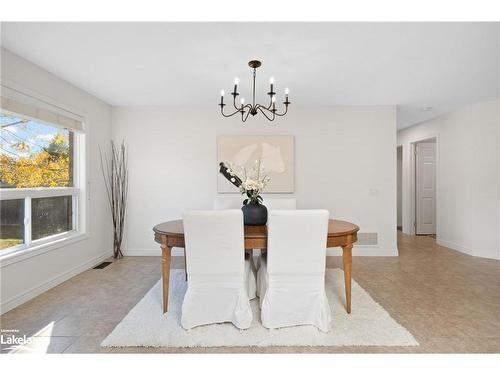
[220,159,270,205]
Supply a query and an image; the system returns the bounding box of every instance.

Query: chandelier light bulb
[284,87,290,95]
[220,89,225,96]
[269,77,275,84]
[272,96,276,103]
[240,98,245,105]
[234,77,239,85]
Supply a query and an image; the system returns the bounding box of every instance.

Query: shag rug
[101,269,418,347]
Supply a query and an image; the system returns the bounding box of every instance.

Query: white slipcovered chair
[257,209,331,332]
[263,198,297,210]
[181,210,254,329]
[213,197,297,276]
[213,196,297,210]
[213,197,258,299]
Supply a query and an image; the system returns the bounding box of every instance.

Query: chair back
[183,210,244,276]
[267,209,329,275]
[214,196,297,210]
[264,198,297,210]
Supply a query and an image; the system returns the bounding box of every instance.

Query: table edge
[153,219,360,238]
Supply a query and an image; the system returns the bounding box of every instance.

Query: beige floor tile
[1,231,499,354]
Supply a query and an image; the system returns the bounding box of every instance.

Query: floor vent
[93,261,112,269]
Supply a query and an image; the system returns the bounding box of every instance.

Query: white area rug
[101,269,418,347]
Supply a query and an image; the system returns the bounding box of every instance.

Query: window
[1,116,74,188]
[0,199,24,250]
[0,91,85,257]
[32,196,73,240]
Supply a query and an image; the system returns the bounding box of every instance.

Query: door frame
[396,145,403,231]
[409,134,440,236]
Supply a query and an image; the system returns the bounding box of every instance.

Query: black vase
[241,202,268,226]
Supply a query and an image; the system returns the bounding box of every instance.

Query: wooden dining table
[153,219,359,314]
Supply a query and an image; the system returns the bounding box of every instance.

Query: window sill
[0,232,89,267]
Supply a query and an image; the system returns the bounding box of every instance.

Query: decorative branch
[100,141,128,259]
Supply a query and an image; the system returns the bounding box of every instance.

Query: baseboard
[0,250,113,315]
[327,246,399,256]
[123,246,398,257]
[122,248,182,256]
[436,238,474,256]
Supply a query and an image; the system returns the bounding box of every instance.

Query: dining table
[153,219,360,314]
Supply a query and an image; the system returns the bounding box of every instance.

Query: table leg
[162,244,172,313]
[342,244,353,314]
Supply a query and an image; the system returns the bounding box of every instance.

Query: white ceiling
[1,22,499,128]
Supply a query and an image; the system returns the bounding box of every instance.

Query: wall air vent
[356,233,378,246]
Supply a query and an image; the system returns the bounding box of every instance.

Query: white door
[416,142,436,234]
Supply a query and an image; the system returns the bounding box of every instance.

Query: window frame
[1,85,87,264]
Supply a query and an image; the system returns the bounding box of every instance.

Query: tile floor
[1,232,499,353]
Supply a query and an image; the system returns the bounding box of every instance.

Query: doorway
[397,146,402,231]
[413,138,437,235]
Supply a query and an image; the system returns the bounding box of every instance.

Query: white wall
[397,99,500,259]
[0,49,113,313]
[112,106,398,257]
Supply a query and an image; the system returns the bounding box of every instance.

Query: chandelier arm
[220,106,242,118]
[257,105,276,116]
[266,96,274,110]
[241,103,252,113]
[274,105,289,117]
[239,103,252,121]
[257,106,275,121]
[241,107,252,122]
[232,95,240,111]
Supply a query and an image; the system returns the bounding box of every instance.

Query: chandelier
[219,60,290,122]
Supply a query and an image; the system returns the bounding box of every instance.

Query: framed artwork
[217,135,294,193]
